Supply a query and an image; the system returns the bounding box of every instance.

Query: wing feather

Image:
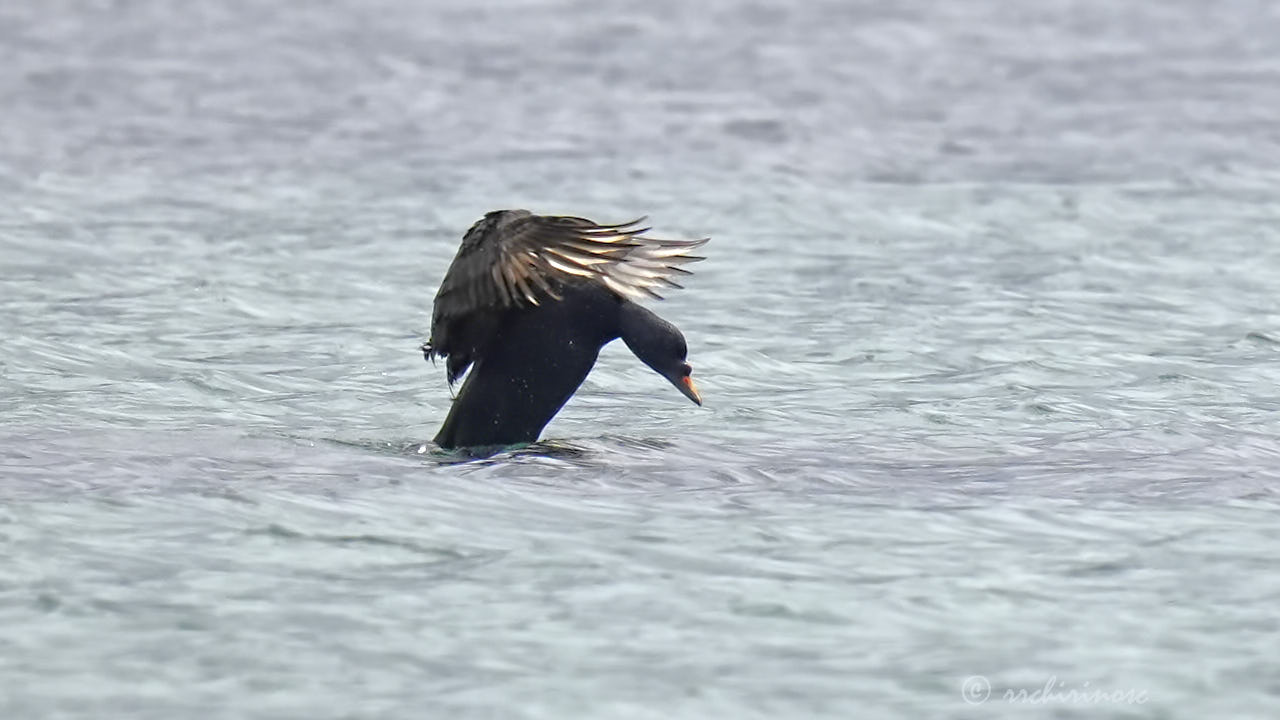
[427,209,710,373]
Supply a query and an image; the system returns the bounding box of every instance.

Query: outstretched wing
[434,211,707,319]
[427,209,709,383]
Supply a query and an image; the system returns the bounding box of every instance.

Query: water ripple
[4,0,1280,717]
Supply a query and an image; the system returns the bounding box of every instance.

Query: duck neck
[618,301,682,375]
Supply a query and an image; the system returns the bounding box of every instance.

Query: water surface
[3,1,1280,717]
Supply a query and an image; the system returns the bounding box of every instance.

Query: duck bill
[675,375,702,406]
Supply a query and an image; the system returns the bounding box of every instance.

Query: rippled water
[4,0,1280,717]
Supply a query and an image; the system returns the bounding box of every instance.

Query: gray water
[3,0,1280,718]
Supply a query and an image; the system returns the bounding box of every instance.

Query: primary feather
[425,209,708,384]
